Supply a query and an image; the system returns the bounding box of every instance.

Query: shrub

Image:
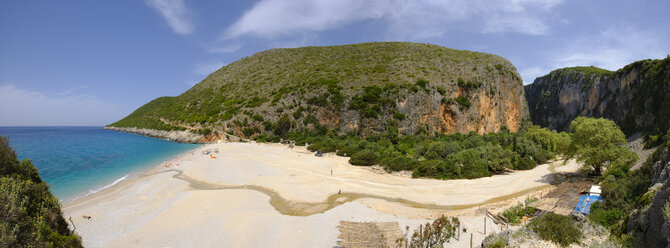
[588,201,622,228]
[514,156,535,170]
[416,78,429,89]
[483,232,509,248]
[397,216,460,248]
[379,155,416,171]
[528,213,582,247]
[274,114,293,137]
[502,198,537,225]
[455,96,470,108]
[393,111,406,120]
[0,136,83,247]
[349,149,378,166]
[436,86,446,95]
[242,127,260,137]
[335,145,359,157]
[457,77,480,88]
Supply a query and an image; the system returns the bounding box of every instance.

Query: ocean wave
[86,174,129,196]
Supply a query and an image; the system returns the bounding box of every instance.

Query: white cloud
[0,84,125,126]
[518,27,669,83]
[555,28,667,71]
[224,0,564,40]
[147,0,194,35]
[519,66,548,84]
[483,15,549,35]
[225,0,394,39]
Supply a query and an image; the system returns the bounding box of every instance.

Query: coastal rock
[104,126,208,143]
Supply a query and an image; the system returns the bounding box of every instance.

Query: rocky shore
[104,126,217,143]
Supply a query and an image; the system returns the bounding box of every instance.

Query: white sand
[63,142,580,247]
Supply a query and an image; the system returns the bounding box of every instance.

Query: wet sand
[63,142,579,247]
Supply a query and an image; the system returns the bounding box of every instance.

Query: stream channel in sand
[158,162,559,216]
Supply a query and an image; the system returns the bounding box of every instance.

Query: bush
[528,213,582,247]
[396,216,460,248]
[0,136,83,247]
[413,160,460,179]
[436,86,446,95]
[514,156,535,170]
[482,232,509,248]
[588,201,622,228]
[416,78,429,89]
[349,149,378,166]
[274,114,293,137]
[379,155,416,172]
[502,198,537,225]
[335,145,359,157]
[455,96,470,108]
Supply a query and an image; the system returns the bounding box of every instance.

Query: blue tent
[574,195,602,214]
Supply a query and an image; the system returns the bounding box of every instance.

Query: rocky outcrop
[627,147,670,248]
[525,58,670,135]
[104,126,219,143]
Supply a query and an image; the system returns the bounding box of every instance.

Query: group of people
[162,162,179,168]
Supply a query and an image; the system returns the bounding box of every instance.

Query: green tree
[565,117,638,176]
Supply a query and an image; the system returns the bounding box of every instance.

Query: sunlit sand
[63,142,579,247]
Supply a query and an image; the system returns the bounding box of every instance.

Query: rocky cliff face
[104,127,222,143]
[525,58,670,135]
[627,147,670,247]
[110,42,529,140]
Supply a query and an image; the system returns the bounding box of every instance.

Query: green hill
[109,42,528,139]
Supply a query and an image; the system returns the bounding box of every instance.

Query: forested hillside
[110,42,528,138]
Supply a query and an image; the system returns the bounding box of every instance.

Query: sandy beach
[63,141,580,247]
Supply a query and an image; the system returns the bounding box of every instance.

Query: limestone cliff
[627,147,670,247]
[525,58,670,135]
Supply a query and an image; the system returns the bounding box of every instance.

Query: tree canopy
[565,117,637,175]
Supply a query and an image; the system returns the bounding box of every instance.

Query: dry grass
[337,221,403,248]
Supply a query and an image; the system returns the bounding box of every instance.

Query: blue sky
[1,0,668,126]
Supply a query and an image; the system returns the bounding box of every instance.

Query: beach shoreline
[59,144,203,204]
[63,141,580,247]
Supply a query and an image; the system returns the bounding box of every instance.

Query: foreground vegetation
[588,128,670,246]
[529,213,584,247]
[0,136,82,247]
[501,197,537,225]
[396,216,460,248]
[258,124,569,179]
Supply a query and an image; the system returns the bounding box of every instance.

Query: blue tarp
[574,195,602,214]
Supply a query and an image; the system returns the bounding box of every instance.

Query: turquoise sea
[0,127,201,202]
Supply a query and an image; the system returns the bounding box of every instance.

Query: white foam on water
[86,174,129,196]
